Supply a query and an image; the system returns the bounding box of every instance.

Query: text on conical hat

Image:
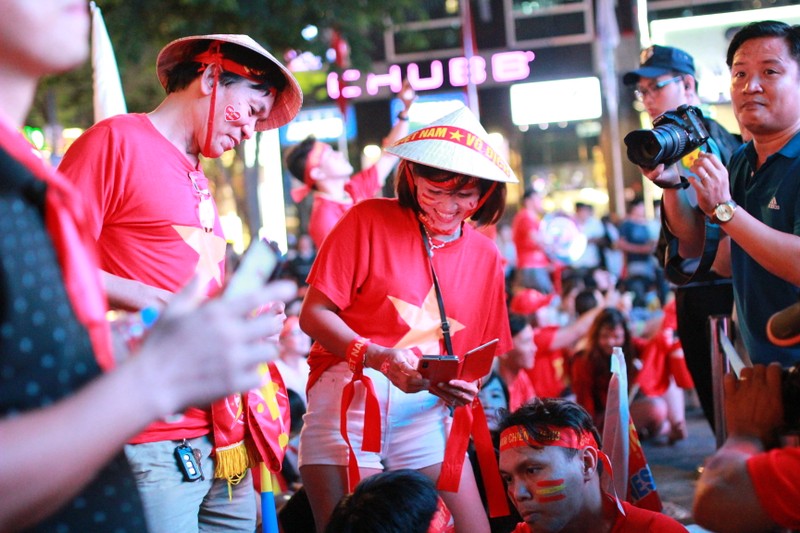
[395,125,512,178]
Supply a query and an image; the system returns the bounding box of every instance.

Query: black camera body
[624,104,710,169]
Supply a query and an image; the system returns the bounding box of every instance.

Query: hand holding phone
[223,240,279,301]
[418,339,499,387]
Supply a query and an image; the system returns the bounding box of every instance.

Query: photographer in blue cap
[635,21,800,372]
[623,44,741,438]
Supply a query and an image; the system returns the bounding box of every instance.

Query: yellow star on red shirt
[173,225,227,288]
[388,285,465,354]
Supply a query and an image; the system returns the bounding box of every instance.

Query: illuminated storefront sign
[510,77,602,125]
[327,50,536,100]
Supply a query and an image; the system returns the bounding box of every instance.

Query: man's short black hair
[325,469,439,533]
[727,20,800,69]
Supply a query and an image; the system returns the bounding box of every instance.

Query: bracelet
[397,112,409,122]
[658,176,691,190]
[346,337,371,374]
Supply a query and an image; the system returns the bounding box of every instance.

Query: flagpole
[460,0,480,119]
[260,463,279,533]
[595,0,625,218]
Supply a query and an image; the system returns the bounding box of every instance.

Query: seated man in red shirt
[498,398,685,532]
[694,362,800,532]
[497,314,538,411]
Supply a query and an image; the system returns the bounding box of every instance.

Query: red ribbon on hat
[394,125,513,180]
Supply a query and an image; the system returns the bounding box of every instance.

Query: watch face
[716,202,735,222]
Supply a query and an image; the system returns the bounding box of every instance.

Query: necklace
[420,222,460,257]
[188,170,214,233]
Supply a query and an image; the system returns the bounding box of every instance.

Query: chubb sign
[327,50,536,100]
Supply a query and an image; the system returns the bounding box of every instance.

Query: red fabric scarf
[0,120,114,371]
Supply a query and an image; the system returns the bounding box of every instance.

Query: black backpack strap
[661,206,722,286]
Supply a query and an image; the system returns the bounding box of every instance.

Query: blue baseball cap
[623,45,695,85]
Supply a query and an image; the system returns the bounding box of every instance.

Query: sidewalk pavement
[641,403,716,531]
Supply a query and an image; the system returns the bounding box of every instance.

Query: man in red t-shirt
[512,187,554,294]
[694,362,800,532]
[59,34,301,532]
[285,82,416,249]
[498,315,538,411]
[498,399,685,532]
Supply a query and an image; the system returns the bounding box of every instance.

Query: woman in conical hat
[298,105,518,532]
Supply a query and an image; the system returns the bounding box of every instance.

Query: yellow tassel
[214,441,257,480]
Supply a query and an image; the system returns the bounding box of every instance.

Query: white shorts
[298,362,451,471]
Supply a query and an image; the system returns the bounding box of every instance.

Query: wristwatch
[710,200,737,224]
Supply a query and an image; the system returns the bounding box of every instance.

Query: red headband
[290,142,331,203]
[194,49,277,91]
[304,142,331,186]
[499,425,598,452]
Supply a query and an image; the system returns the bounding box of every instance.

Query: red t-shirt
[59,113,226,442]
[305,198,512,390]
[512,208,549,269]
[506,370,537,411]
[748,447,800,529]
[511,499,685,532]
[308,165,379,249]
[526,326,569,399]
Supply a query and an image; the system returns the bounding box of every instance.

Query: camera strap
[419,222,455,355]
[661,206,722,285]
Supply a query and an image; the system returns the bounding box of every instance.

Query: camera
[624,104,710,169]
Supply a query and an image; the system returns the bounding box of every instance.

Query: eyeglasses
[634,76,682,101]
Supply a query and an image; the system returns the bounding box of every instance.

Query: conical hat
[386,106,518,183]
[156,34,302,131]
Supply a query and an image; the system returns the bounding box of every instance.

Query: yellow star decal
[173,225,227,288]
[256,363,289,449]
[449,130,464,142]
[388,286,465,354]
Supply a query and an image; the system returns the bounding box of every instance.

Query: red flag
[626,417,663,511]
[637,301,694,396]
[246,362,292,472]
[602,347,663,512]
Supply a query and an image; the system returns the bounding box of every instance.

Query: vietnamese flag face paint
[535,478,566,503]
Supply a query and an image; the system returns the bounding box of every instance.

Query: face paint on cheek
[224,104,241,122]
[535,479,567,503]
[418,190,438,205]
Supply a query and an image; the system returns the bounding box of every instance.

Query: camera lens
[624,124,689,168]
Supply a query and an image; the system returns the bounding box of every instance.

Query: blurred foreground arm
[0,279,296,531]
[693,363,784,533]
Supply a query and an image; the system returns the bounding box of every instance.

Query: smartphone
[223,240,279,301]
[419,355,460,385]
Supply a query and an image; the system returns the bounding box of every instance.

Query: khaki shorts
[298,362,451,471]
